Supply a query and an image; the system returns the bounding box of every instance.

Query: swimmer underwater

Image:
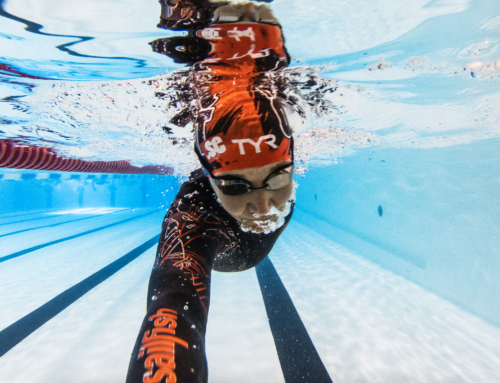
[126,2,295,382]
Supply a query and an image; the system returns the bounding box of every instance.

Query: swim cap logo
[199,27,222,40]
[232,134,278,155]
[227,27,256,42]
[204,136,226,159]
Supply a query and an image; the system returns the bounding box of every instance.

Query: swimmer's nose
[248,189,272,216]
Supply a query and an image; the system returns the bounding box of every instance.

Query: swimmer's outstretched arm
[126,213,216,383]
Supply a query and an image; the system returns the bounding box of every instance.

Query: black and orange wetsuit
[126,169,293,383]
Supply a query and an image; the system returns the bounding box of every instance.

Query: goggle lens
[266,172,292,190]
[220,183,250,196]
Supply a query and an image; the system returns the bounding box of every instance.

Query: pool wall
[0,171,180,212]
[295,138,500,328]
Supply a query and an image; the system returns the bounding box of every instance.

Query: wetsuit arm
[126,214,216,383]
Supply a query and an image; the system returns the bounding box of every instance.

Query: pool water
[1,0,500,382]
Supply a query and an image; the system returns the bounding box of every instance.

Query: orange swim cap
[193,23,292,175]
[195,86,293,175]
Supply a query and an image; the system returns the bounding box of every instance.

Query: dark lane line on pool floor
[0,208,131,239]
[0,209,162,264]
[256,257,333,383]
[0,234,160,357]
[0,208,99,226]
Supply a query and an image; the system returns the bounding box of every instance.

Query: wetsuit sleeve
[126,211,223,383]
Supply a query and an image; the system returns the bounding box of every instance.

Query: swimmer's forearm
[126,265,210,383]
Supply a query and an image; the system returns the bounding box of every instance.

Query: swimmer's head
[194,87,294,234]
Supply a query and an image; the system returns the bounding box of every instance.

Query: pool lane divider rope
[0,139,173,175]
[0,209,162,264]
[0,234,160,357]
[0,208,131,239]
[0,173,160,181]
[256,257,333,383]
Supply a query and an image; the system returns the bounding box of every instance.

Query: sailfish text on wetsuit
[138,308,188,383]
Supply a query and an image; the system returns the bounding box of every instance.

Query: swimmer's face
[209,161,294,234]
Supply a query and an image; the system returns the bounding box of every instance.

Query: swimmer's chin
[239,216,280,234]
[238,200,293,234]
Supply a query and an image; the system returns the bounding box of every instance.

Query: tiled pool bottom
[1,209,499,383]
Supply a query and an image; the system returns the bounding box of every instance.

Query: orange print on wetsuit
[139,308,188,383]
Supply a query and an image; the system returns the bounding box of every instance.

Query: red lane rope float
[0,140,173,175]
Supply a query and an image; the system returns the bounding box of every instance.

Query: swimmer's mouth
[241,215,275,223]
[250,215,274,221]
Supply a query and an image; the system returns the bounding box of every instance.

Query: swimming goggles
[210,163,294,196]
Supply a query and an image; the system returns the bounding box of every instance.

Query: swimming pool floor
[0,208,499,382]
